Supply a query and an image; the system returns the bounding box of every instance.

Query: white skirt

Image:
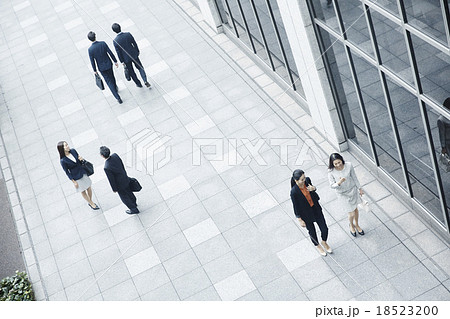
[75,174,92,193]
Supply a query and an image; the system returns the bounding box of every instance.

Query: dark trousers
[118,187,138,213]
[125,57,147,84]
[305,206,328,246]
[100,68,120,100]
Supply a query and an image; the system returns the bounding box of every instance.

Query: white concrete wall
[277,0,346,149]
[197,0,223,33]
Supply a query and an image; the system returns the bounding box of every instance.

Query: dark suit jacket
[290,177,322,223]
[113,32,139,64]
[438,115,450,151]
[60,149,84,181]
[104,153,130,192]
[88,41,118,72]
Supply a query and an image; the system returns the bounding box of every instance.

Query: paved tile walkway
[0,0,449,301]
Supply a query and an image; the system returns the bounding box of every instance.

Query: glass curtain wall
[215,0,304,96]
[308,0,450,232]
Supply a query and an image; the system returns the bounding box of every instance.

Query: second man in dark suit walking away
[112,23,151,88]
[87,31,123,104]
[100,146,139,214]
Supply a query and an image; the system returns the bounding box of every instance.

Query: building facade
[195,0,450,239]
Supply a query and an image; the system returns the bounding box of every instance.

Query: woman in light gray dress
[328,153,364,237]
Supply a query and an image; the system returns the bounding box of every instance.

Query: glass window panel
[386,77,443,221]
[223,0,253,48]
[339,0,374,56]
[269,0,303,93]
[310,0,340,33]
[352,52,407,188]
[404,0,448,44]
[320,27,373,156]
[368,0,399,16]
[372,11,413,84]
[425,104,449,225]
[238,1,272,65]
[411,33,450,106]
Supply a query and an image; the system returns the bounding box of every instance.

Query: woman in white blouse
[328,153,364,237]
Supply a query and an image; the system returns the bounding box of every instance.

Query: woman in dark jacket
[58,141,99,210]
[290,169,332,256]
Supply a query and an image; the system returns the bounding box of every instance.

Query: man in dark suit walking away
[112,23,151,88]
[87,31,123,104]
[100,146,139,214]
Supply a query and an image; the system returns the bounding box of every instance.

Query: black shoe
[88,203,100,210]
[117,98,123,104]
[357,229,365,236]
[136,82,143,88]
[125,209,139,214]
[350,230,356,237]
[144,82,151,88]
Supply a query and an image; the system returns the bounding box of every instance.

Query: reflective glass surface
[352,52,406,189]
[310,0,340,33]
[425,103,450,225]
[404,0,448,44]
[386,78,442,220]
[368,0,399,16]
[411,33,450,106]
[372,11,413,84]
[339,0,374,56]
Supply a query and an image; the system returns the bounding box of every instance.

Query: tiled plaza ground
[0,0,449,301]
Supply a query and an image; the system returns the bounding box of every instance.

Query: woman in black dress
[290,169,332,256]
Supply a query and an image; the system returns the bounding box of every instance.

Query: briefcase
[129,177,142,192]
[124,65,131,81]
[95,73,105,90]
[81,159,94,176]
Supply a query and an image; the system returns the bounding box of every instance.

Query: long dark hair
[290,169,304,188]
[328,152,345,170]
[57,141,67,159]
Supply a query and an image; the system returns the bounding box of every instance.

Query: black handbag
[129,177,142,192]
[81,160,94,176]
[95,73,105,90]
[124,65,131,81]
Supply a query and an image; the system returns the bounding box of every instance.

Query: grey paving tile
[110,216,145,243]
[82,228,115,256]
[102,279,139,301]
[132,264,171,297]
[185,285,221,301]
[326,241,369,273]
[203,251,243,284]
[259,273,304,301]
[390,263,440,300]
[214,270,256,301]
[414,284,450,301]
[141,282,180,301]
[412,229,448,257]
[88,244,122,273]
[153,232,190,262]
[234,238,273,268]
[306,277,353,301]
[223,219,262,250]
[193,234,231,264]
[394,212,428,237]
[210,204,249,233]
[372,244,419,279]
[42,272,64,297]
[163,249,200,280]
[246,254,289,288]
[201,189,239,215]
[237,289,264,301]
[183,218,220,247]
[64,274,101,301]
[95,260,131,292]
[432,249,450,277]
[54,242,87,271]
[59,258,93,288]
[174,202,209,231]
[172,267,212,300]
[146,216,182,244]
[354,224,401,258]
[124,247,161,277]
[277,238,321,272]
[48,226,80,254]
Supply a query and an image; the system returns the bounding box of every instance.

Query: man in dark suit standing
[111,23,151,88]
[100,146,139,214]
[87,31,123,104]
